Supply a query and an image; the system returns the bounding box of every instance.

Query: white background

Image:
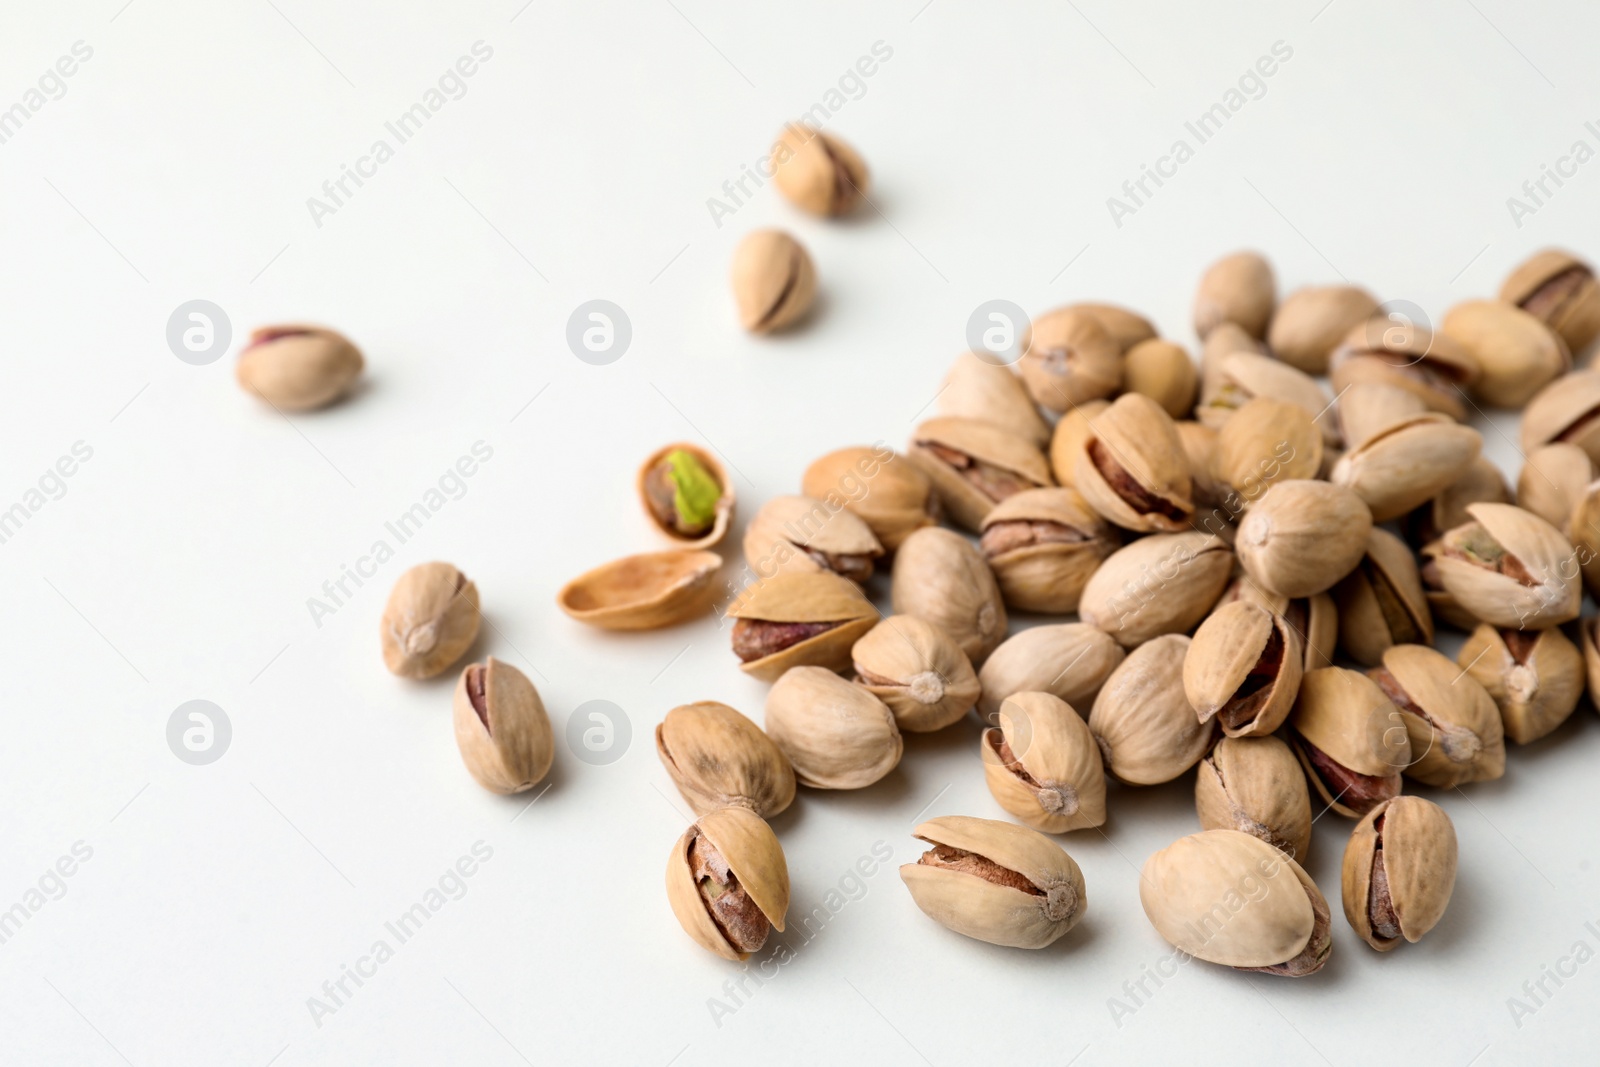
[1,1,1597,1064]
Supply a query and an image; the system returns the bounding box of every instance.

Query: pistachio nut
[1330,413,1482,522]
[1199,351,1335,447]
[1370,643,1505,788]
[1567,480,1600,599]
[1516,443,1591,532]
[1089,635,1215,784]
[1235,480,1373,598]
[235,324,363,411]
[1072,392,1195,533]
[727,571,878,682]
[1520,369,1600,464]
[730,229,816,334]
[1333,528,1433,666]
[938,351,1051,447]
[1442,298,1570,409]
[742,494,883,583]
[1500,248,1600,354]
[1072,302,1157,352]
[1418,541,1481,632]
[1140,829,1331,976]
[1194,250,1275,339]
[381,562,480,678]
[452,658,554,794]
[638,443,735,548]
[1123,339,1199,419]
[557,549,721,631]
[1337,381,1429,450]
[656,701,796,817]
[666,806,789,961]
[978,487,1115,614]
[1018,306,1122,412]
[764,666,902,789]
[890,527,1008,663]
[908,416,1052,532]
[801,446,938,552]
[1048,399,1111,486]
[851,615,980,733]
[976,623,1126,724]
[1461,623,1584,745]
[1195,736,1312,861]
[772,123,867,217]
[1178,420,1227,515]
[1198,321,1266,398]
[901,815,1087,949]
[1211,396,1324,508]
[981,692,1107,832]
[1407,454,1513,547]
[1288,667,1410,818]
[1268,284,1381,375]
[1216,579,1339,672]
[1433,503,1581,629]
[1328,318,1479,421]
[1340,796,1457,952]
[1078,532,1233,648]
[1583,618,1600,727]
[1184,601,1303,737]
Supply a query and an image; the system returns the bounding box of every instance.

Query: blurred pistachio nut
[1341,796,1456,952]
[1184,601,1303,738]
[1211,396,1323,508]
[1194,250,1275,339]
[1048,399,1110,486]
[1235,480,1372,598]
[452,658,553,794]
[1072,392,1195,533]
[908,416,1052,532]
[1071,302,1157,352]
[1567,482,1600,599]
[656,702,796,817]
[1520,370,1600,464]
[1442,298,1569,409]
[1500,248,1600,354]
[1195,737,1312,861]
[890,527,1008,663]
[1123,339,1198,419]
[977,623,1125,724]
[1329,319,1478,421]
[381,562,480,679]
[727,571,878,682]
[1089,635,1214,785]
[1517,443,1591,532]
[666,806,789,961]
[1406,454,1512,547]
[638,442,734,548]
[236,325,363,411]
[764,666,902,789]
[557,549,720,631]
[742,494,882,583]
[1583,618,1600,725]
[851,615,980,733]
[978,487,1114,614]
[1330,413,1482,523]
[1200,351,1335,446]
[801,446,938,552]
[730,229,816,333]
[1289,667,1410,819]
[938,352,1051,447]
[1198,322,1266,397]
[1333,527,1433,667]
[1370,643,1504,788]
[1337,381,1429,450]
[772,123,867,216]
[1463,624,1584,745]
[1018,307,1122,412]
[981,692,1106,833]
[1268,284,1381,375]
[1176,420,1224,511]
[1433,503,1581,629]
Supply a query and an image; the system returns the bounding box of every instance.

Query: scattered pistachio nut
[1337,381,1429,450]
[978,487,1115,614]
[1195,736,1312,861]
[742,494,883,583]
[1235,480,1373,598]
[1123,339,1198,419]
[236,325,363,411]
[772,123,868,216]
[977,623,1125,724]
[1216,578,1339,672]
[1516,443,1591,532]
[638,443,734,548]
[890,527,1008,663]
[907,416,1053,532]
[1078,531,1233,648]
[851,615,980,733]
[1183,600,1303,738]
[452,658,554,794]
[764,666,902,789]
[1211,395,1323,508]
[1461,624,1584,745]
[1072,392,1196,533]
[1499,248,1600,354]
[1370,643,1505,788]
[1018,307,1123,413]
[938,352,1051,447]
[557,549,721,631]
[730,229,816,334]
[801,446,938,552]
[1407,454,1513,547]
[1328,318,1479,422]
[1194,250,1275,339]
[1432,503,1581,629]
[1289,667,1410,819]
[1268,284,1381,375]
[1333,527,1433,667]
[1072,302,1157,353]
[1442,298,1570,409]
[981,692,1107,833]
[1330,413,1482,523]
[1048,399,1111,487]
[381,562,480,679]
[656,701,796,818]
[1340,796,1457,952]
[1089,634,1214,785]
[1520,369,1600,465]
[666,806,789,961]
[727,571,878,682]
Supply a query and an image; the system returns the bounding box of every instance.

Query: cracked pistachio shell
[558,550,721,631]
[978,487,1115,614]
[938,352,1051,447]
[1433,503,1581,629]
[1521,370,1600,465]
[1442,299,1570,409]
[1177,420,1228,516]
[801,446,937,552]
[236,325,363,411]
[1079,532,1234,648]
[666,807,789,961]
[1089,635,1214,785]
[1418,540,1483,633]
[1216,579,1339,672]
[1328,319,1479,421]
[981,692,1106,832]
[1072,302,1158,353]
[727,571,878,682]
[656,702,795,818]
[1184,601,1303,738]
[1194,250,1275,339]
[452,658,553,794]
[772,123,867,216]
[890,527,1007,664]
[1341,797,1456,952]
[1517,443,1591,532]
[1467,624,1584,745]
[765,667,902,789]
[637,442,735,549]
[1330,413,1482,523]
[1338,381,1430,450]
[977,624,1125,724]
[851,615,980,733]
[1200,351,1336,446]
[1567,481,1600,599]
[1048,400,1110,486]
[1019,307,1122,413]
[1211,396,1323,507]
[1268,285,1381,375]
[1371,644,1505,788]
[1141,830,1331,975]
[1408,454,1513,547]
[731,229,815,334]
[1073,392,1196,533]
[1198,321,1266,398]
[1289,667,1410,818]
[1235,480,1373,598]
[900,815,1087,949]
[1334,528,1433,666]
[1500,248,1600,354]
[381,562,480,678]
[908,416,1053,532]
[1124,339,1199,419]
[1195,736,1312,861]
[742,494,883,583]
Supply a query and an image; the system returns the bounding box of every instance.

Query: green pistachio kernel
[669,450,721,532]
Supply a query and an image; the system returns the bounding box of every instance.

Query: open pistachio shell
[1177,420,1225,512]
[452,658,554,795]
[801,446,938,552]
[977,623,1125,724]
[1500,248,1600,354]
[1268,285,1381,375]
[938,352,1051,447]
[1184,600,1303,738]
[978,487,1115,614]
[636,442,735,549]
[764,666,902,789]
[1433,503,1581,629]
[1289,667,1410,818]
[1194,250,1275,339]
[727,571,878,682]
[1073,392,1195,533]
[1341,796,1456,952]
[1334,527,1433,666]
[1520,370,1600,463]
[1442,298,1570,409]
[1089,635,1214,785]
[1464,623,1584,745]
[1078,532,1234,648]
[908,417,1052,532]
[1019,306,1123,413]
[558,550,721,631]
[1371,643,1504,788]
[851,615,980,733]
[742,494,883,583]
[1048,399,1111,487]
[1328,319,1479,422]
[1330,414,1482,523]
[981,692,1106,833]
[656,702,796,818]
[1217,579,1339,672]
[1200,351,1336,446]
[1195,736,1312,861]
[666,806,789,961]
[891,527,1008,664]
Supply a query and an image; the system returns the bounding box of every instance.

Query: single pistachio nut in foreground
[1048,399,1111,487]
[1520,369,1600,465]
[730,229,816,334]
[1199,351,1335,446]
[1071,302,1157,353]
[1089,635,1214,785]
[381,562,480,679]
[801,446,939,551]
[1407,453,1513,548]
[1442,298,1570,409]
[900,815,1087,949]
[1500,248,1600,354]
[1369,643,1505,788]
[772,123,868,217]
[907,416,1052,532]
[1330,413,1482,523]
[851,615,980,733]
[1235,480,1373,598]
[978,487,1115,614]
[938,351,1051,447]
[1463,624,1584,745]
[638,443,735,548]
[1140,829,1331,976]
[742,494,883,583]
[1211,395,1324,507]
[1341,796,1457,952]
[656,701,796,818]
[977,623,1125,724]
[557,549,721,631]
[1333,527,1433,667]
[1078,531,1233,648]
[236,325,363,411]
[1184,600,1303,738]
[1018,306,1123,413]
[1195,736,1312,861]
[1268,284,1381,375]
[1215,579,1339,672]
[764,666,902,789]
[890,527,1008,663]
[727,571,878,682]
[981,692,1106,833]
[1123,339,1199,419]
[452,658,553,794]
[666,806,789,961]
[1289,667,1410,819]
[1072,392,1195,533]
[1432,503,1581,630]
[1516,443,1591,532]
[1193,250,1275,339]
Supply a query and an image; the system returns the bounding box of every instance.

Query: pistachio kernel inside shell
[1370,668,1481,766]
[979,519,1092,557]
[731,619,839,663]
[1520,265,1592,321]
[1361,560,1427,643]
[644,450,721,536]
[802,545,875,583]
[1367,812,1401,943]
[917,843,1076,922]
[985,730,1078,815]
[1087,439,1190,523]
[1440,523,1537,585]
[1217,623,1286,731]
[920,442,1034,503]
[464,663,491,734]
[688,831,770,954]
[1299,737,1400,815]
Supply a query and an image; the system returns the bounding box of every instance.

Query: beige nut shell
[666,807,790,961]
[977,623,1125,724]
[1018,307,1123,413]
[1078,532,1233,648]
[801,447,937,551]
[381,562,481,679]
[557,550,721,631]
[1089,635,1214,785]
[908,416,1052,532]
[1072,392,1195,533]
[981,692,1106,832]
[1195,736,1312,861]
[452,658,554,794]
[1183,600,1303,738]
[236,325,364,411]
[1341,796,1457,951]
[727,571,879,682]
[890,527,1008,664]
[742,494,883,582]
[772,124,868,217]
[851,615,980,733]
[656,701,796,817]
[764,666,902,789]
[978,487,1114,614]
[938,352,1051,447]
[637,442,735,549]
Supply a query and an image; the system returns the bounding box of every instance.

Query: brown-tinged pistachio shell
[890,527,1008,663]
[1442,298,1570,409]
[452,658,553,794]
[938,352,1051,447]
[1089,635,1214,784]
[801,446,938,552]
[730,229,816,334]
[1072,392,1195,533]
[742,494,883,583]
[1198,321,1267,398]
[1433,503,1581,629]
[1048,400,1110,486]
[1268,285,1381,375]
[1176,420,1224,511]
[1195,737,1312,861]
[1018,307,1122,413]
[977,623,1125,724]
[1338,381,1430,450]
[1407,454,1513,547]
[727,571,878,682]
[908,416,1052,532]
[637,442,735,549]
[1334,528,1433,666]
[1200,351,1335,446]
[1235,480,1373,597]
[981,692,1106,832]
[1340,796,1456,952]
[1330,414,1482,523]
[1124,339,1198,419]
[764,666,902,789]
[656,702,796,817]
[1194,250,1275,339]
[236,324,363,411]
[900,815,1087,949]
[1078,532,1234,648]
[1184,601,1303,738]
[1211,396,1323,508]
[558,550,720,631]
[1140,830,1331,975]
[851,615,980,733]
[1500,248,1600,354]
[666,806,789,961]
[381,562,480,678]
[1517,443,1591,532]
[1219,580,1339,672]
[1071,302,1158,352]
[1520,370,1600,463]
[772,123,867,217]
[978,487,1115,614]
[1289,667,1410,818]
[1329,319,1479,421]
[1466,623,1584,745]
[1371,643,1504,788]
